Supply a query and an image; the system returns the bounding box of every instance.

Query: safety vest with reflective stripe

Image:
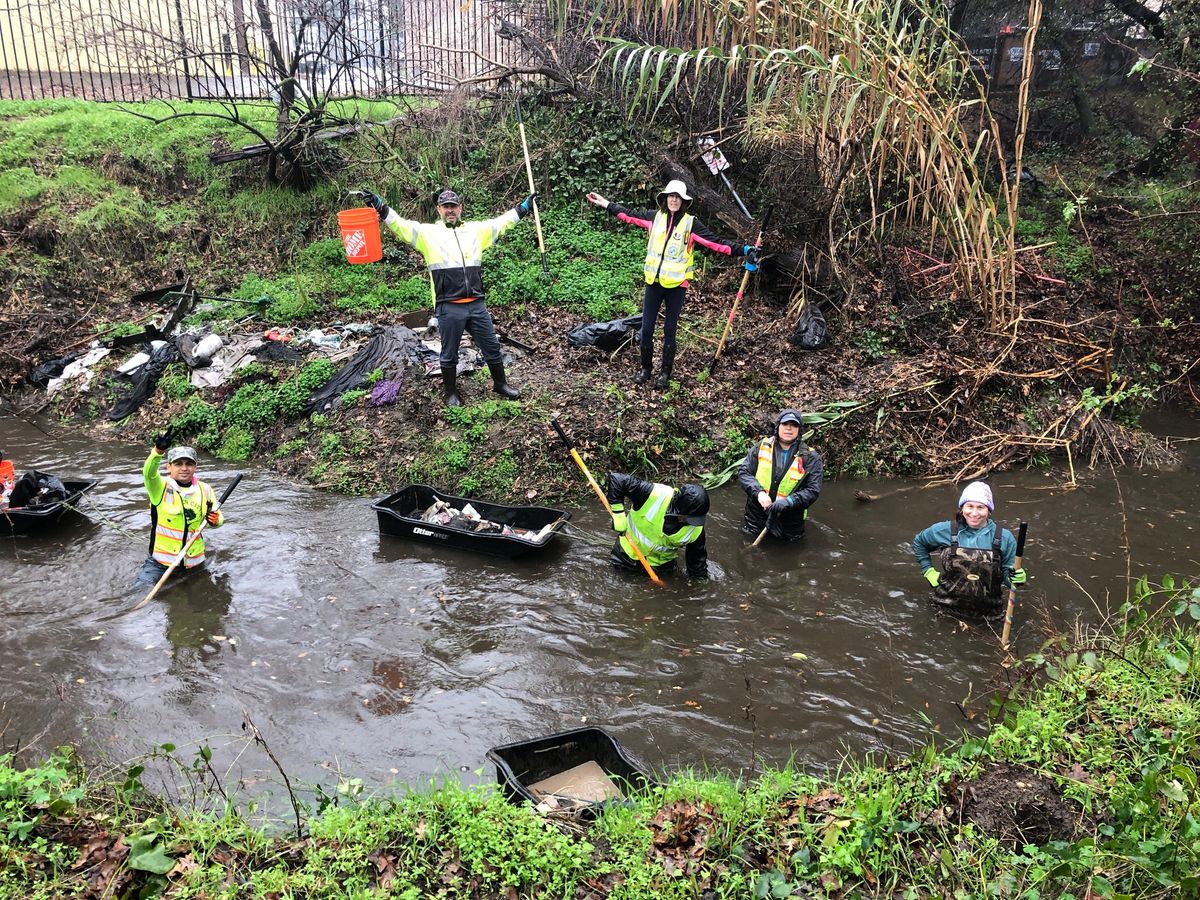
[144,452,220,567]
[621,482,702,567]
[384,209,519,304]
[754,437,808,498]
[643,211,695,288]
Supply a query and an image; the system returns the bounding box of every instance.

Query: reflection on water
[1,411,1198,804]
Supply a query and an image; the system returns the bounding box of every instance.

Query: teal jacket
[912,519,1016,577]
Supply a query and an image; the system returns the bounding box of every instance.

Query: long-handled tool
[126,474,244,614]
[550,418,663,586]
[1000,521,1028,651]
[708,204,774,375]
[514,95,549,278]
[751,510,772,547]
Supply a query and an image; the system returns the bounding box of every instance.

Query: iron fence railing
[0,0,527,101]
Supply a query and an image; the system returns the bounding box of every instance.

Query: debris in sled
[419,499,555,543]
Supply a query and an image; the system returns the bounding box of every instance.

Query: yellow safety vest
[754,437,808,498]
[385,210,518,303]
[642,211,695,288]
[621,483,701,567]
[145,451,221,567]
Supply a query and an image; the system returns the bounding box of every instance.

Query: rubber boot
[633,346,653,385]
[654,344,675,390]
[440,365,462,407]
[488,362,521,399]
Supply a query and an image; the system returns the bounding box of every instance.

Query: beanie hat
[958,481,994,511]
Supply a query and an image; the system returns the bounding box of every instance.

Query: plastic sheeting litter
[47,346,111,396]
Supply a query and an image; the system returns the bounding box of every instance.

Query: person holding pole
[356,188,535,407]
[737,409,823,542]
[605,472,709,579]
[585,181,757,389]
[911,481,1026,614]
[133,434,224,589]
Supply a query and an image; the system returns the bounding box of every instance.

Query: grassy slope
[2,575,1197,898]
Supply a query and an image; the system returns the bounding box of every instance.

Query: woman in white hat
[586,180,756,389]
[911,481,1026,613]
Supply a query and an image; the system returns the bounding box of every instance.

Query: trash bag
[108,342,180,421]
[29,354,77,388]
[369,375,404,407]
[789,301,828,351]
[304,326,421,414]
[566,315,642,352]
[176,333,223,368]
[8,471,67,507]
[254,340,303,364]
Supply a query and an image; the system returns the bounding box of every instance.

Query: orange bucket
[338,207,383,264]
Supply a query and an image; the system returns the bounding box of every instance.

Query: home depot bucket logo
[342,228,368,260]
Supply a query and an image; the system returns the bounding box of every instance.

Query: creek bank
[2,574,1197,898]
[1,99,1196,502]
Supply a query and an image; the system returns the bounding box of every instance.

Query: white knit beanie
[958,481,994,511]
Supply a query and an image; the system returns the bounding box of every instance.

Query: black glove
[357,188,390,220]
[516,193,537,219]
[743,245,760,271]
[769,496,790,514]
[153,431,172,454]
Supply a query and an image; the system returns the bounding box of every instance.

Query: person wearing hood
[737,409,823,541]
[911,481,1026,613]
[134,433,224,589]
[355,187,535,407]
[585,181,757,389]
[604,472,709,578]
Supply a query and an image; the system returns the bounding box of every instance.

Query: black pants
[639,283,686,357]
[435,299,503,366]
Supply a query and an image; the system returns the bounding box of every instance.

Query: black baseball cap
[436,189,463,206]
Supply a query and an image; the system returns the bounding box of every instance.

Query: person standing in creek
[737,408,824,541]
[605,472,710,579]
[585,180,758,389]
[911,480,1027,614]
[355,187,535,407]
[134,434,224,589]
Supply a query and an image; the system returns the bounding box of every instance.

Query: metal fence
[0,0,527,101]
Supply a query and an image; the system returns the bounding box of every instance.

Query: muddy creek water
[2,412,1198,802]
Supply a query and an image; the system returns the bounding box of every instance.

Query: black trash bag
[304,326,422,415]
[566,315,642,352]
[29,354,77,389]
[254,340,303,364]
[8,471,67,508]
[788,301,828,351]
[107,342,180,421]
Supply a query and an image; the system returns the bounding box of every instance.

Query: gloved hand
[356,188,389,220]
[923,567,941,588]
[153,430,172,454]
[1011,567,1027,585]
[611,512,628,534]
[206,510,221,526]
[743,245,760,272]
[516,193,537,219]
[769,496,791,514]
